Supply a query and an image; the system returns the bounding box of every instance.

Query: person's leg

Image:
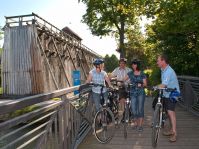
[92,92,102,112]
[167,110,177,135]
[137,94,145,127]
[131,96,138,127]
[119,87,126,111]
[103,91,109,104]
[119,87,126,122]
[163,99,177,142]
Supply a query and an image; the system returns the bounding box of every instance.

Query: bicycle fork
[154,103,163,129]
[124,98,130,123]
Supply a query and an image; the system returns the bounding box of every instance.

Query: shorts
[118,87,127,99]
[164,97,176,111]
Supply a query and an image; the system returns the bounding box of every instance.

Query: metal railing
[0,85,94,149]
[178,76,199,116]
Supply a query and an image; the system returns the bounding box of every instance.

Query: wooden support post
[37,37,59,90]
[52,38,71,86]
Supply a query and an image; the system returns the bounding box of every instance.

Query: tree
[78,0,143,58]
[144,0,199,76]
[104,54,118,72]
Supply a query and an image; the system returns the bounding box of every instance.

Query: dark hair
[119,58,127,63]
[159,53,169,64]
[131,59,141,71]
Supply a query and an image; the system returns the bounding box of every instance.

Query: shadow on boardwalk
[78,97,199,149]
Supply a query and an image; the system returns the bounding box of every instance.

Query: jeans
[131,94,145,119]
[92,91,108,111]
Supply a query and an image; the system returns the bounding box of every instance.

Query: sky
[0,0,149,57]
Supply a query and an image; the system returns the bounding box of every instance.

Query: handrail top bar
[178,75,199,80]
[5,13,33,19]
[0,85,80,115]
[5,12,101,58]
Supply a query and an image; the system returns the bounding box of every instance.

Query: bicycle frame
[151,87,176,147]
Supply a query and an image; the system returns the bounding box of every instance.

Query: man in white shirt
[110,58,131,122]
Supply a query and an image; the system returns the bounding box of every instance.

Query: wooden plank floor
[78,97,199,149]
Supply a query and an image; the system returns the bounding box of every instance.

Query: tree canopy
[145,0,199,76]
[79,0,199,77]
[104,54,118,73]
[79,0,143,58]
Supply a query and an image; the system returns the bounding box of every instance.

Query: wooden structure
[79,97,199,149]
[1,13,100,96]
[0,75,198,149]
[0,85,95,149]
[79,76,199,149]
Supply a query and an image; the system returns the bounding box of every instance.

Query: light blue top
[161,65,180,98]
[90,68,107,94]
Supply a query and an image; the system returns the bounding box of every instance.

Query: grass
[0,87,2,94]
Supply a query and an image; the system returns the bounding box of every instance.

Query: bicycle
[150,86,176,147]
[78,83,115,143]
[109,79,121,125]
[123,83,132,138]
[108,87,120,126]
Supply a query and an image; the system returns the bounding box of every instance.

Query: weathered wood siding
[2,24,98,96]
[2,26,44,95]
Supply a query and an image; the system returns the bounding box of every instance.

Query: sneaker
[137,126,143,132]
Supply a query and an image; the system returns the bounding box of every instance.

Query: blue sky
[0,0,119,57]
[0,0,150,57]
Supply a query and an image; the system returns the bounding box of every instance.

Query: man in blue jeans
[156,54,180,142]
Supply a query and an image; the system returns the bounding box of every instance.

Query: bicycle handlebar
[148,86,176,92]
[86,83,105,87]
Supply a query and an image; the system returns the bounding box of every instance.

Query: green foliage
[0,87,2,94]
[125,22,147,68]
[79,0,143,57]
[145,0,199,77]
[8,105,39,119]
[104,54,118,73]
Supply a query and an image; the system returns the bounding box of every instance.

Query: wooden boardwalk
[78,97,199,149]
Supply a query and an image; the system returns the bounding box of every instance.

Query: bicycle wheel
[124,105,129,138]
[152,105,162,147]
[93,107,115,143]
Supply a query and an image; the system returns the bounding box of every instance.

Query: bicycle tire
[93,107,115,143]
[124,104,129,138]
[152,104,162,147]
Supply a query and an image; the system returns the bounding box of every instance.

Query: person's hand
[138,83,142,87]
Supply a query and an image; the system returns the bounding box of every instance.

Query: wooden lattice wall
[1,13,100,96]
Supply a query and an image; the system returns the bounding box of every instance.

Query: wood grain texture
[78,97,199,149]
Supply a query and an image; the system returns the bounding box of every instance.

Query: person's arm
[105,75,112,87]
[137,72,147,87]
[157,84,166,88]
[85,73,92,84]
[123,75,129,81]
[142,78,147,87]
[109,68,117,78]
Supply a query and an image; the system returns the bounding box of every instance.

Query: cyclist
[156,54,180,142]
[124,59,147,132]
[109,58,131,122]
[86,58,112,111]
